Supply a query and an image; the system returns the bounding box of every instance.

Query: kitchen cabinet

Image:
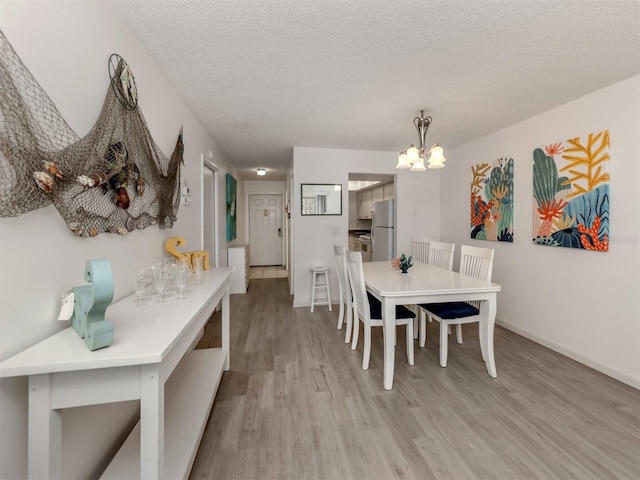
[228,244,250,294]
[383,182,395,200]
[372,185,384,204]
[357,189,373,219]
[356,182,394,219]
[349,234,357,251]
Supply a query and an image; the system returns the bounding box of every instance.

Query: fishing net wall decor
[0,30,182,236]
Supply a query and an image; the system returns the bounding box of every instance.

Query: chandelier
[396,110,446,171]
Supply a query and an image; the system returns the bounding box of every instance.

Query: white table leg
[140,365,164,479]
[382,299,396,390]
[28,374,61,479]
[480,294,497,378]
[222,286,230,370]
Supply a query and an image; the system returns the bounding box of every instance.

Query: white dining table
[362,261,502,390]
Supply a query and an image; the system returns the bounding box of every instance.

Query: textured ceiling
[112,0,640,181]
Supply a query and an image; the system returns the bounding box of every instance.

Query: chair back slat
[346,250,370,324]
[459,245,494,308]
[411,236,432,263]
[428,241,455,270]
[333,245,349,302]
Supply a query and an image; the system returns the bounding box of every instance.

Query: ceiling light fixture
[396,110,446,171]
[256,168,266,176]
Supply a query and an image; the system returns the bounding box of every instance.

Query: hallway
[249,265,288,279]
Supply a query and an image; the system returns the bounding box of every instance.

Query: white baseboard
[293,299,339,309]
[496,318,639,390]
[293,299,307,308]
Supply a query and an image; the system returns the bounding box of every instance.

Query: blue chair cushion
[419,301,479,319]
[367,293,416,320]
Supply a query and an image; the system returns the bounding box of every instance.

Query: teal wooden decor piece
[398,253,413,273]
[71,259,114,351]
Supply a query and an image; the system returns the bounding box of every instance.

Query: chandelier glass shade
[396,110,446,170]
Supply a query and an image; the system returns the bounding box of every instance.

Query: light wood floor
[192,278,640,480]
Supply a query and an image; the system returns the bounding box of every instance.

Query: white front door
[249,194,283,266]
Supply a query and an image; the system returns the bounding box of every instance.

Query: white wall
[0,1,241,478]
[292,147,440,307]
[440,76,640,388]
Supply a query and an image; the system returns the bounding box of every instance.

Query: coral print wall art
[470,157,514,242]
[532,129,610,251]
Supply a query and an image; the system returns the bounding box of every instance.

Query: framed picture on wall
[532,130,610,251]
[470,157,514,242]
[226,173,237,241]
[300,183,342,215]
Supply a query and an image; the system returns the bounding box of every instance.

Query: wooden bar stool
[310,266,332,312]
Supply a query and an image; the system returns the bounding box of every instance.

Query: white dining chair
[428,241,455,270]
[410,236,433,338]
[333,245,353,343]
[346,250,415,370]
[418,245,495,367]
[418,241,455,347]
[411,236,431,263]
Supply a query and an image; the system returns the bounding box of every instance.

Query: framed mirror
[301,184,342,216]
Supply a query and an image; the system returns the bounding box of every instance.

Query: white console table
[0,267,233,479]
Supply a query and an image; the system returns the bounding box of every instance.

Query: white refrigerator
[372,199,394,261]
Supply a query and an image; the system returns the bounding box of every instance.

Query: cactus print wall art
[532,129,609,251]
[470,157,514,242]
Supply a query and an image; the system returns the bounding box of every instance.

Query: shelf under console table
[0,267,233,479]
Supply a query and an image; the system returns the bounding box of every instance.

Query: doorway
[249,194,283,266]
[203,155,219,267]
[348,172,395,262]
